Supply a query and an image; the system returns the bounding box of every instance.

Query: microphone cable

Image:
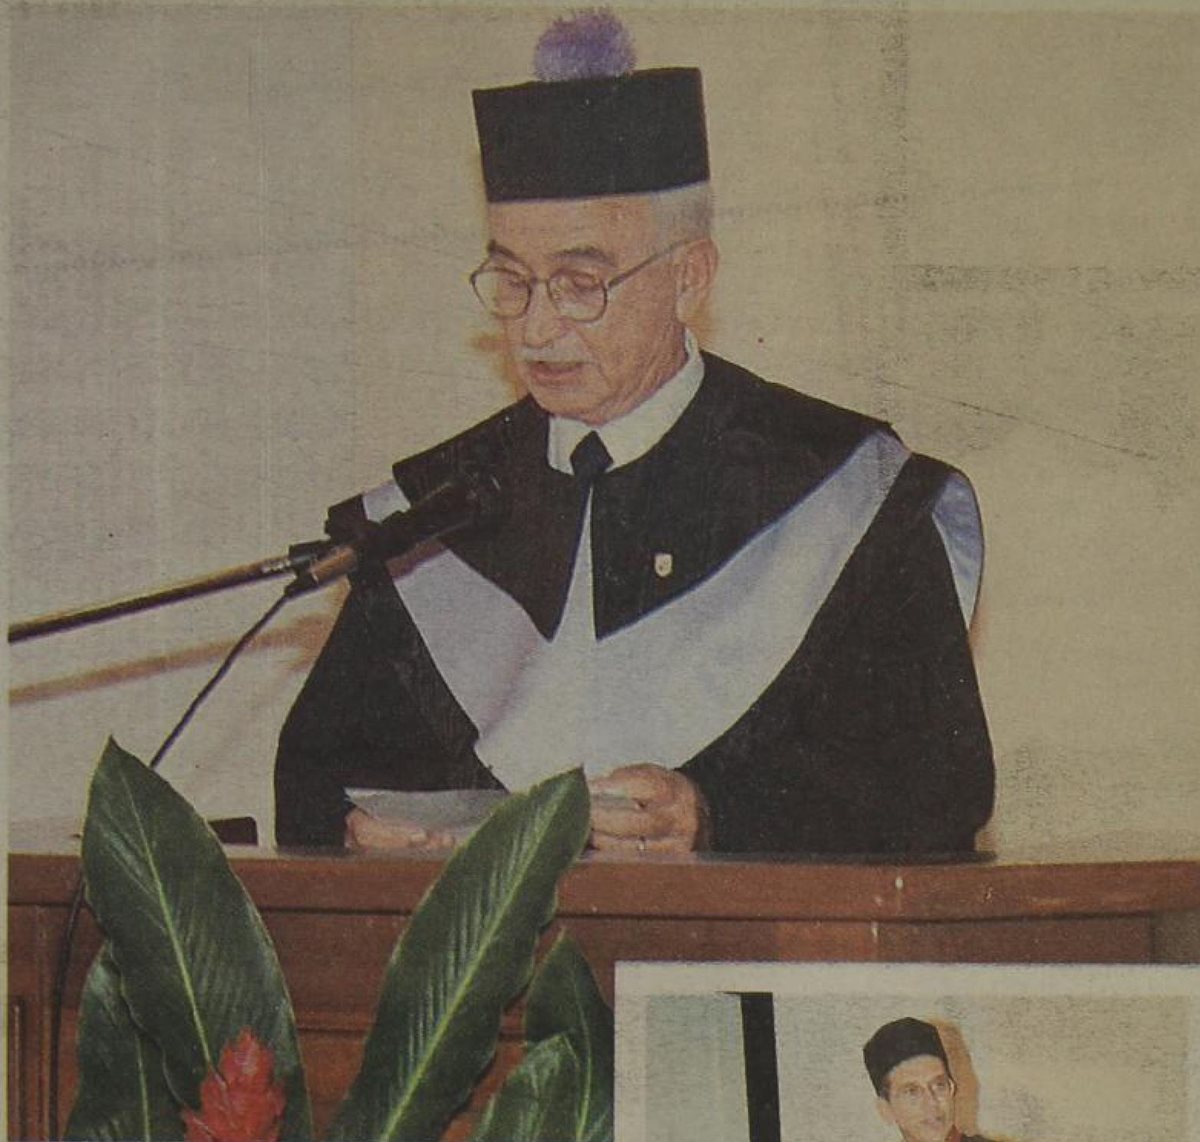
[47,591,291,1139]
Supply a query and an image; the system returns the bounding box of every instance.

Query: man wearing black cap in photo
[864,1018,995,1142]
[274,11,994,855]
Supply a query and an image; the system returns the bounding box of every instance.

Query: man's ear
[674,238,719,323]
[876,1095,897,1128]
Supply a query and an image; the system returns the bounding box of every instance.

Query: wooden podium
[9,822,1200,1140]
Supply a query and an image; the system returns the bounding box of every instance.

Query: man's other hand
[344,807,456,851]
[588,764,711,854]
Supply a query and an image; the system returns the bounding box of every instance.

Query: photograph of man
[864,1018,994,1142]
[618,963,1200,1142]
[273,10,994,858]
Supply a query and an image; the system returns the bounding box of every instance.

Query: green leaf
[65,945,183,1141]
[468,1034,580,1142]
[329,768,590,1142]
[525,935,614,1142]
[81,739,312,1140]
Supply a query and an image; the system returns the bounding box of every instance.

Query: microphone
[285,467,507,596]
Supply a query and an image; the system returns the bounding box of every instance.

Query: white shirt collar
[547,331,704,474]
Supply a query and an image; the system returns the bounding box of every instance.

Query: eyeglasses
[469,240,688,323]
[889,1074,955,1109]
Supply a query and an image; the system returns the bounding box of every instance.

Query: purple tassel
[533,9,637,81]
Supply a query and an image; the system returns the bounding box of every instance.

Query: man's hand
[588,764,711,854]
[344,807,456,851]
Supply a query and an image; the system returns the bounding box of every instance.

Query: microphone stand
[10,464,505,642]
[7,541,329,643]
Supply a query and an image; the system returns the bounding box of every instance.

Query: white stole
[363,430,981,790]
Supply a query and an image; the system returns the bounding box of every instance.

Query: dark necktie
[568,431,612,580]
[569,430,612,486]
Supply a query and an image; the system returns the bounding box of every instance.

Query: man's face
[483,195,690,426]
[876,1055,956,1142]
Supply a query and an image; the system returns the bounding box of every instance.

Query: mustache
[516,347,595,366]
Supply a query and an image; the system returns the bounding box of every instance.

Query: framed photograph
[616,961,1200,1142]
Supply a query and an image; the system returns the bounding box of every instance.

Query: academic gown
[274,352,994,853]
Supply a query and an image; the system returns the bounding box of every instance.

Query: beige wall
[7,5,1199,855]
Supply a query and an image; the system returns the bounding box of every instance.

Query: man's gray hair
[649,180,714,243]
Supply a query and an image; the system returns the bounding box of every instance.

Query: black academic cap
[472,67,709,203]
[863,1018,950,1095]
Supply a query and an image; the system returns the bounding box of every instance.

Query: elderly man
[274,13,993,855]
[864,1018,995,1142]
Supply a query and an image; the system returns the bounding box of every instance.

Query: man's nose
[522,280,569,346]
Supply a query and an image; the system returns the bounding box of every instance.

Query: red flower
[182,1028,287,1142]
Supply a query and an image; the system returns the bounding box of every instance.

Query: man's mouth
[525,359,585,382]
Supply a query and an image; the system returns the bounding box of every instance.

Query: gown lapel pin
[654,552,673,578]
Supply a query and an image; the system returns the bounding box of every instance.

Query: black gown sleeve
[680,467,994,856]
[273,567,498,847]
